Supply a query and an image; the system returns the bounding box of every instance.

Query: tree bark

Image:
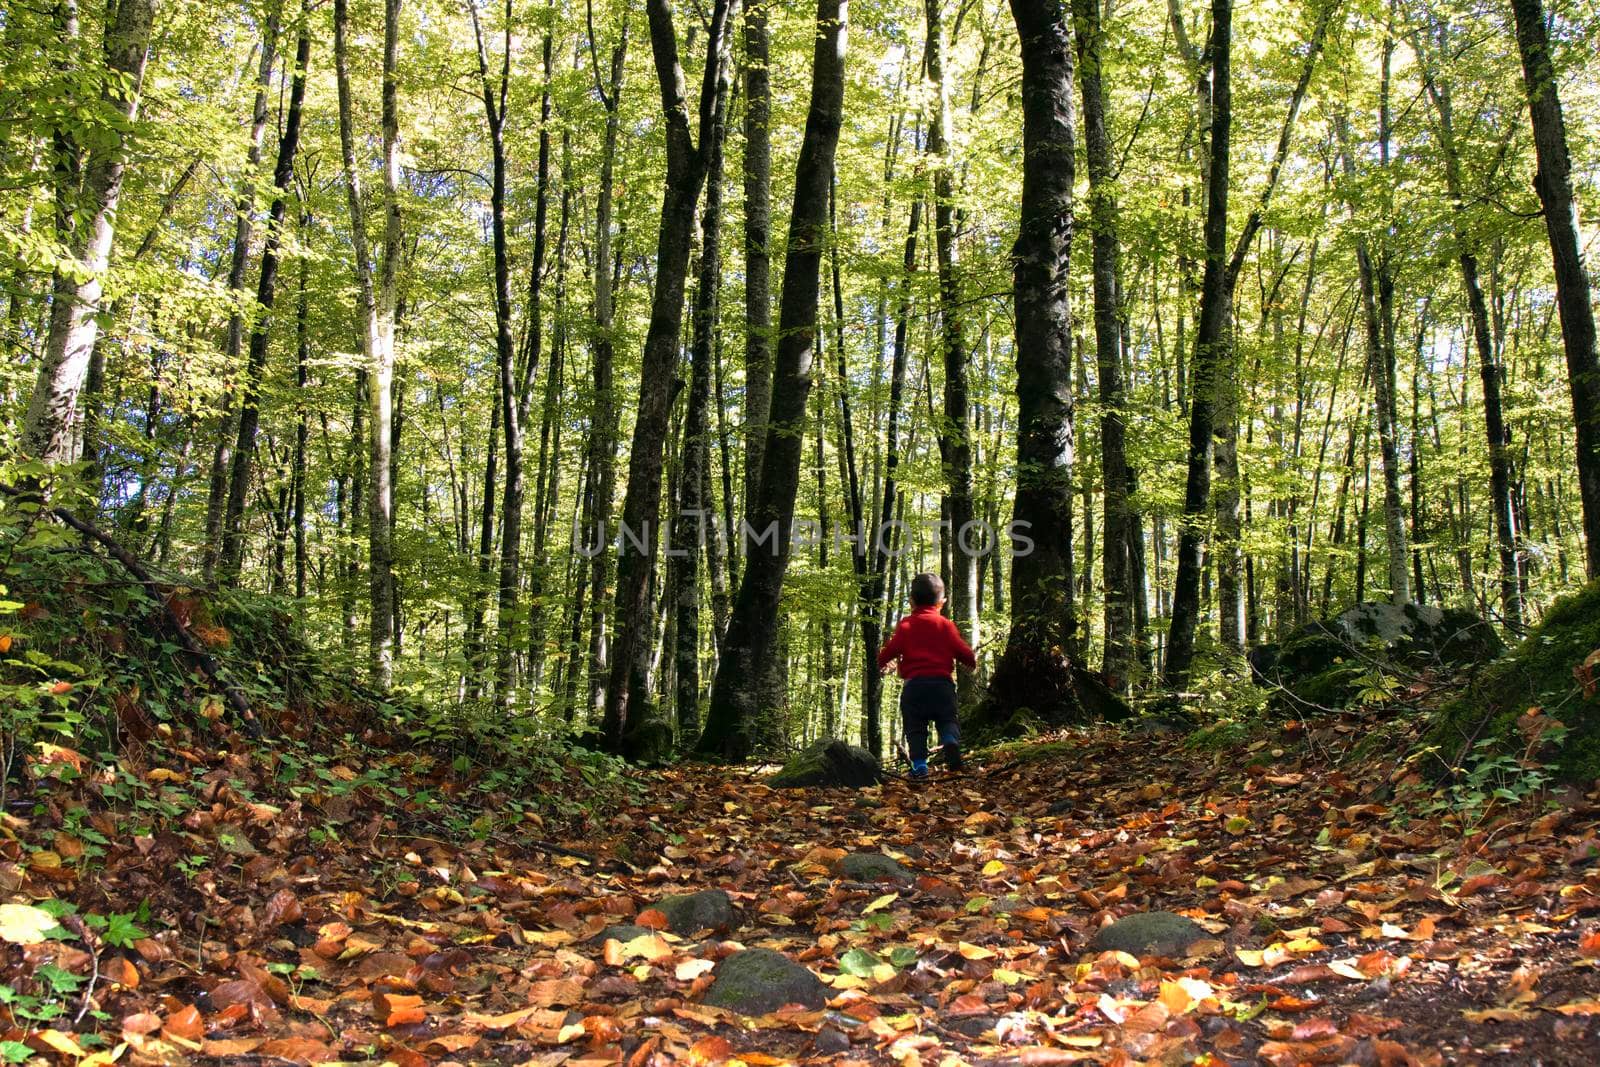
[602,0,735,745]
[741,0,773,527]
[218,7,312,585]
[1072,0,1136,688]
[698,0,849,759]
[1508,0,1600,580]
[23,0,157,468]
[989,0,1079,683]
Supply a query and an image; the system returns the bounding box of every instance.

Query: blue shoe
[908,761,929,782]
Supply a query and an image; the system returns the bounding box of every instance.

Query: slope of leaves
[2,699,1600,1066]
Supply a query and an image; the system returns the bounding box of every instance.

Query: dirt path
[14,724,1600,1065]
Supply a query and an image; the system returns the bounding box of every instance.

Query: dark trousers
[900,675,959,765]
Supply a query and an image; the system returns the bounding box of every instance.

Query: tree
[1508,0,1600,580]
[334,0,405,690]
[21,0,158,468]
[601,0,736,745]
[218,2,313,585]
[698,0,850,759]
[984,0,1080,704]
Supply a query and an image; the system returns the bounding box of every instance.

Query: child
[877,572,977,780]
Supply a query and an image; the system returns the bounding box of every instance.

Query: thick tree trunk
[989,0,1079,689]
[603,0,735,746]
[697,0,849,760]
[1508,0,1600,580]
[23,0,157,468]
[217,10,311,585]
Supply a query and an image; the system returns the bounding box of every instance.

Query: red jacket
[877,605,977,680]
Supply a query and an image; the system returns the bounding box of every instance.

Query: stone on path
[586,924,653,945]
[654,889,740,935]
[702,947,829,1015]
[829,851,913,884]
[769,738,884,789]
[1087,911,1207,957]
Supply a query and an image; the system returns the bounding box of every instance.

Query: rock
[1086,911,1207,958]
[586,924,653,945]
[654,889,739,935]
[1252,602,1506,715]
[769,738,884,789]
[829,851,913,884]
[813,1027,852,1054]
[702,948,828,1014]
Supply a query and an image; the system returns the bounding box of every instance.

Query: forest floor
[5,705,1600,1066]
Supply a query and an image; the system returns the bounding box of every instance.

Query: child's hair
[910,572,944,607]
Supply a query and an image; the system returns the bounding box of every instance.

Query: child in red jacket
[877,572,977,779]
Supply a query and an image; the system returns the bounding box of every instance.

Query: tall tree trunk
[698,0,849,759]
[741,0,773,527]
[217,9,311,585]
[674,58,731,739]
[23,0,157,468]
[603,0,735,746]
[925,0,978,700]
[1508,0,1600,580]
[584,11,628,720]
[204,9,279,577]
[987,0,1079,697]
[1073,0,1135,688]
[1163,0,1230,687]
[334,0,404,689]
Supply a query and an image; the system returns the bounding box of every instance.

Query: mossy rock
[1086,911,1208,957]
[769,738,883,789]
[702,948,828,1014]
[829,851,913,884]
[1428,580,1600,782]
[1256,602,1506,716]
[654,889,740,936]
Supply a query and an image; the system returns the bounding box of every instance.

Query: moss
[1428,581,1600,782]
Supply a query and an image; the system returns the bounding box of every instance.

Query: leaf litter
[1,712,1599,1065]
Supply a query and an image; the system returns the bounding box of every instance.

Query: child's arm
[876,623,905,673]
[949,620,977,671]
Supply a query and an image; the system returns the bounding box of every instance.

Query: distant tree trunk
[22,0,157,469]
[675,59,731,739]
[293,204,311,600]
[1072,0,1135,689]
[334,0,404,689]
[1418,46,1521,623]
[603,0,735,746]
[698,0,849,759]
[988,0,1079,689]
[742,0,773,527]
[1508,0,1600,580]
[1163,0,1230,686]
[925,0,978,700]
[584,12,628,720]
[217,10,312,585]
[204,10,279,578]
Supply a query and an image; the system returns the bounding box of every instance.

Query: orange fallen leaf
[374,991,426,1027]
[164,1004,204,1042]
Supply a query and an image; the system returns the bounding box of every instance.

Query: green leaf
[839,948,881,977]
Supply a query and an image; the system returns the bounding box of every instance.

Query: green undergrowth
[1,489,636,839]
[1425,580,1600,783]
